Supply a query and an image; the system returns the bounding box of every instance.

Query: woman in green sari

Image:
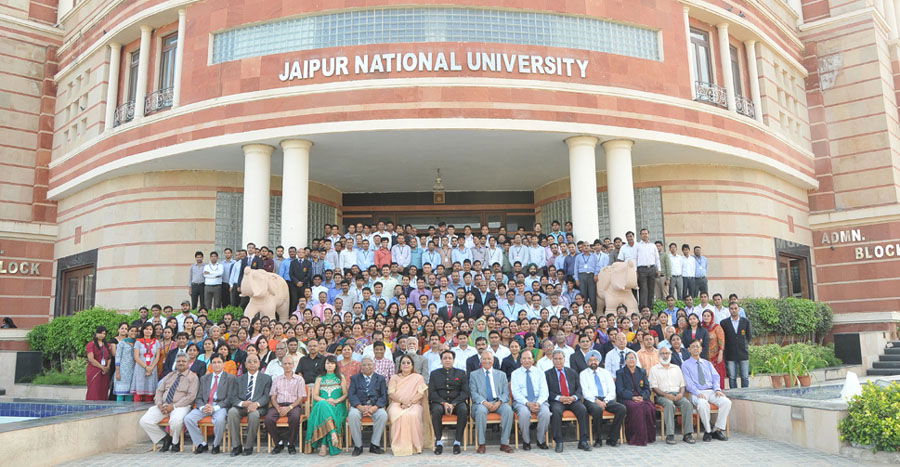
[468,317,489,346]
[306,355,348,456]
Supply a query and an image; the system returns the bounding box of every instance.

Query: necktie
[485,370,495,401]
[525,369,536,402]
[619,351,625,367]
[559,370,570,397]
[594,371,604,400]
[697,360,706,386]
[364,375,371,402]
[165,374,182,404]
[208,373,219,404]
[245,374,254,400]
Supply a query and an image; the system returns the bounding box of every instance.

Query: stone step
[867,368,900,376]
[889,341,900,347]
[881,354,900,361]
[873,361,900,369]
[885,347,900,355]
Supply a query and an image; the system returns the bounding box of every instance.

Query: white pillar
[717,23,736,112]
[894,0,900,39]
[133,25,152,119]
[280,139,312,249]
[745,40,764,122]
[172,9,186,107]
[242,144,274,247]
[104,42,121,130]
[603,140,636,239]
[683,7,697,91]
[565,136,600,242]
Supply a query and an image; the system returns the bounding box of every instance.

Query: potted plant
[765,354,786,389]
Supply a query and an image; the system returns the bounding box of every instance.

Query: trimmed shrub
[839,382,900,452]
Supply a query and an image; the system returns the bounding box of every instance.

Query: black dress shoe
[607,439,619,447]
[577,440,592,451]
[703,432,712,442]
[170,443,181,453]
[287,444,297,454]
[522,442,531,451]
[712,430,728,441]
[231,446,243,456]
[159,435,172,452]
[193,443,207,454]
[352,446,363,457]
[593,440,603,448]
[555,442,564,453]
[271,444,284,454]
[453,444,461,455]
[243,447,253,456]
[434,444,443,455]
[666,435,676,445]
[537,442,549,450]
[210,445,220,455]
[369,444,384,454]
[683,434,696,444]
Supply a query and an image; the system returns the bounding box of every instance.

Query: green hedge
[839,382,900,452]
[652,297,833,341]
[749,343,841,375]
[30,357,86,385]
[27,306,244,367]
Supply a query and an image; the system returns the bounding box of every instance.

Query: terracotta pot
[797,375,812,387]
[783,375,795,387]
[770,375,784,388]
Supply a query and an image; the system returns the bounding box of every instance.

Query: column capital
[743,39,757,47]
[140,24,153,34]
[716,22,729,31]
[601,139,634,151]
[108,42,121,50]
[280,139,313,151]
[242,143,275,155]
[178,8,186,17]
[683,5,689,13]
[564,135,599,148]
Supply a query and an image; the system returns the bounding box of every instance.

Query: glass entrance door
[62,266,95,315]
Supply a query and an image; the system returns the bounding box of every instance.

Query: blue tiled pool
[0,401,117,419]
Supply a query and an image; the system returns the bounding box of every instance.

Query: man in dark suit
[184,355,237,454]
[569,333,593,375]
[460,291,484,320]
[347,358,389,456]
[721,302,752,388]
[429,350,469,455]
[161,332,190,378]
[466,337,500,372]
[545,350,591,452]
[226,354,272,456]
[437,291,459,321]
[288,249,312,312]
[236,243,264,308]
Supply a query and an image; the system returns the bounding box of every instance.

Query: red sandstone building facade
[0,0,897,347]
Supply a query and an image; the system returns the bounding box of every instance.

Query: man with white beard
[649,347,695,444]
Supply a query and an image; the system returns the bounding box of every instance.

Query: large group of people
[82,220,752,456]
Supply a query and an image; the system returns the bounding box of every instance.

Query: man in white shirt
[510,351,551,450]
[265,342,288,378]
[554,334,575,363]
[450,333,477,370]
[535,339,556,373]
[681,244,696,299]
[616,231,637,262]
[486,237,505,269]
[487,330,511,362]
[683,295,702,318]
[579,351,626,447]
[604,332,638,377]
[650,347,695,444]
[340,241,358,272]
[634,229,661,310]
[667,242,684,300]
[203,251,224,310]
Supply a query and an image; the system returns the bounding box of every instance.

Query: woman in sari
[113,325,137,401]
[702,309,727,388]
[337,344,361,379]
[387,355,429,456]
[132,323,160,402]
[307,355,347,456]
[615,353,656,446]
[85,326,111,400]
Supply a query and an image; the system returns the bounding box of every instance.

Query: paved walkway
[67,433,863,466]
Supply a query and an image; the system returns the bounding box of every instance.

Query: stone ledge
[839,445,900,464]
